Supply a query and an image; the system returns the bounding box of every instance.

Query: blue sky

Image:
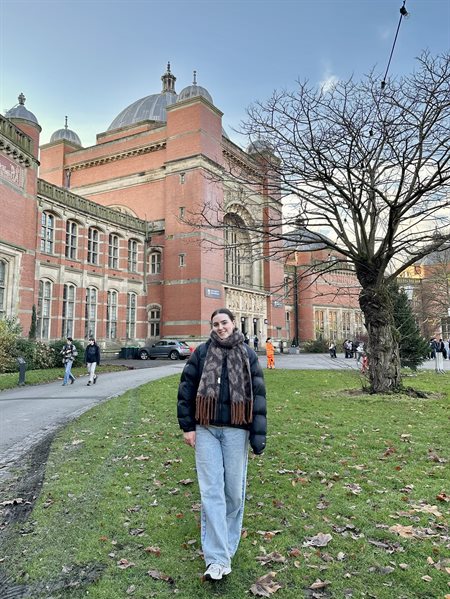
[1,0,449,148]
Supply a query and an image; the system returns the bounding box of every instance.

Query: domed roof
[108,63,178,131]
[177,71,213,104]
[5,93,39,126]
[50,117,82,146]
[247,138,274,155]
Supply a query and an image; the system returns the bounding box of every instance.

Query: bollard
[17,356,26,386]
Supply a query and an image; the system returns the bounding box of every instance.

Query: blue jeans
[63,361,75,385]
[195,425,249,567]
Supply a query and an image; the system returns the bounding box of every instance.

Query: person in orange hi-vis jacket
[265,337,275,369]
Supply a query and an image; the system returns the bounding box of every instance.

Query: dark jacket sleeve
[177,346,203,432]
[247,347,267,455]
[96,346,101,365]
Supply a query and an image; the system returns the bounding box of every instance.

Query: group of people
[60,336,101,386]
[429,337,448,374]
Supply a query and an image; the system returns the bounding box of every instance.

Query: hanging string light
[381,1,409,89]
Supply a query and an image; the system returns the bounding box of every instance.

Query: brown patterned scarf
[195,329,253,426]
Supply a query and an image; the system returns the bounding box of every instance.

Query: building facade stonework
[1,69,287,347]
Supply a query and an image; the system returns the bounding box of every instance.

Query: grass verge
[0,364,126,391]
[0,370,448,598]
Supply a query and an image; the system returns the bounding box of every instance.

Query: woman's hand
[183,431,196,448]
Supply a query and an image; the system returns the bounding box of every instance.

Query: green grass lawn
[0,364,126,391]
[1,370,449,598]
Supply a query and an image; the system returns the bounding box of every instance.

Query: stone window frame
[106,289,118,339]
[40,211,55,254]
[0,259,6,317]
[62,283,76,338]
[85,286,98,339]
[37,279,53,339]
[126,292,137,340]
[108,233,120,269]
[65,220,78,260]
[128,238,138,273]
[87,227,100,265]
[148,304,161,338]
[150,251,161,274]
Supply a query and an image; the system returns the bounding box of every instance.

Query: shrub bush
[49,339,84,368]
[0,319,20,373]
[302,338,330,353]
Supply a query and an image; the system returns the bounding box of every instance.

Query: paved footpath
[0,353,439,481]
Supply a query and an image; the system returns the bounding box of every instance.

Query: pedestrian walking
[177,308,267,581]
[60,337,77,385]
[84,337,101,386]
[432,337,445,374]
[329,341,337,358]
[253,335,259,351]
[265,337,275,369]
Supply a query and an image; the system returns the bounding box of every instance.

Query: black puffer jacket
[177,340,267,454]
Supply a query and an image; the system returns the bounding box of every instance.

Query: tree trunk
[359,285,401,393]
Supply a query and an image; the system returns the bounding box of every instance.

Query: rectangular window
[0,260,5,316]
[88,228,99,265]
[37,280,52,339]
[85,287,97,338]
[62,284,76,338]
[126,293,136,339]
[108,234,119,269]
[128,239,138,272]
[106,290,118,339]
[150,252,161,274]
[40,212,54,254]
[149,307,160,337]
[179,253,186,267]
[315,309,325,339]
[65,221,77,259]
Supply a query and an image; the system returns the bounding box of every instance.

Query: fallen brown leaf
[310,578,331,590]
[250,571,282,597]
[147,569,174,584]
[304,533,333,547]
[117,558,135,569]
[144,546,161,556]
[256,551,286,565]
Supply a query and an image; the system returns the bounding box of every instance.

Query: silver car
[138,339,192,361]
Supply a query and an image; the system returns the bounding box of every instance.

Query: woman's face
[212,313,235,340]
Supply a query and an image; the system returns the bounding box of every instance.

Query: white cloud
[320,74,339,93]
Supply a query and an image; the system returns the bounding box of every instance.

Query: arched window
[108,234,119,269]
[87,228,99,264]
[37,279,52,338]
[65,221,78,259]
[106,290,118,339]
[62,284,76,338]
[149,306,161,338]
[0,260,6,317]
[85,287,98,338]
[128,239,138,272]
[126,292,137,339]
[40,212,55,254]
[224,214,252,287]
[150,251,161,274]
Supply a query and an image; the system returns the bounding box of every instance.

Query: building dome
[5,93,39,126]
[177,71,213,104]
[50,117,82,146]
[247,138,274,155]
[108,63,178,131]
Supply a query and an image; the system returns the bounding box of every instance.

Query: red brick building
[1,67,287,348]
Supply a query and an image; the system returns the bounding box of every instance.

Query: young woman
[177,308,267,581]
[84,337,101,386]
[60,337,77,386]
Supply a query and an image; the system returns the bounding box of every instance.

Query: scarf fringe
[195,395,218,426]
[196,395,253,426]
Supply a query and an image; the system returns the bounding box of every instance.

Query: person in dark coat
[84,337,101,386]
[177,308,267,582]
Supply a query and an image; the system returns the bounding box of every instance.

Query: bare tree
[196,52,450,393]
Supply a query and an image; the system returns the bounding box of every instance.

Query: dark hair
[210,308,236,323]
[266,337,271,342]
[67,337,73,342]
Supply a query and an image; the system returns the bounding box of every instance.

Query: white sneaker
[204,563,231,581]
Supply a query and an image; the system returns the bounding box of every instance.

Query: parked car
[138,339,192,361]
